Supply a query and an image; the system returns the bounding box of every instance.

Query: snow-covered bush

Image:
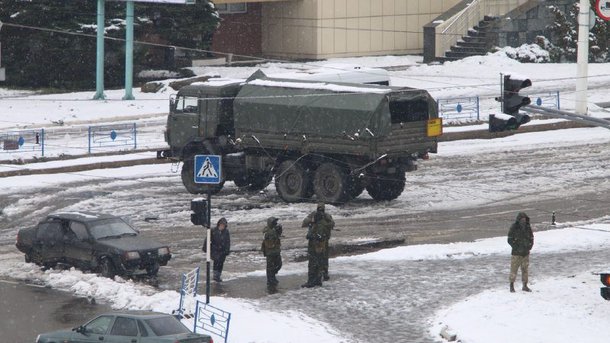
[491,43,551,63]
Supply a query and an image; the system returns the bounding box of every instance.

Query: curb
[0,120,595,178]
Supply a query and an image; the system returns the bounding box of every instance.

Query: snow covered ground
[2,223,610,342]
[3,51,610,342]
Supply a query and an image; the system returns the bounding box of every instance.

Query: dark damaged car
[15,212,171,278]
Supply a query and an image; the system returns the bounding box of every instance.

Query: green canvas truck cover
[233,74,437,139]
[233,76,393,138]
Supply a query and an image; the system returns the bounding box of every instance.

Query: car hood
[39,328,73,340]
[96,236,165,251]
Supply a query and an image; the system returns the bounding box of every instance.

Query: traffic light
[490,74,532,132]
[190,199,208,226]
[502,74,531,115]
[601,273,610,300]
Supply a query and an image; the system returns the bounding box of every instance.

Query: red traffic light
[601,273,610,286]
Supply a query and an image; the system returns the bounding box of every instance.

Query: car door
[64,220,95,269]
[71,315,114,343]
[105,316,140,343]
[34,220,65,265]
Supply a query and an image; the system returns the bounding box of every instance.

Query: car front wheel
[99,258,116,279]
[146,262,160,277]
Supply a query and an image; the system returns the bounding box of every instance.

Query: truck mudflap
[427,118,443,137]
[157,149,173,159]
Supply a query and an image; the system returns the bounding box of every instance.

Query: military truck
[158,70,442,203]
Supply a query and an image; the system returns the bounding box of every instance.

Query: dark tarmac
[0,280,111,343]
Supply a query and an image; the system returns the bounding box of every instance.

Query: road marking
[460,208,535,219]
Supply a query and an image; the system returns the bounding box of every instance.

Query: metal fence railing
[88,123,137,154]
[437,96,480,121]
[194,301,231,343]
[528,91,560,110]
[0,129,45,156]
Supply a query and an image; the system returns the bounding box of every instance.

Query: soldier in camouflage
[301,202,334,288]
[508,212,534,293]
[262,217,283,286]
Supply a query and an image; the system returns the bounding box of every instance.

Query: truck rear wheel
[366,168,406,201]
[181,159,224,195]
[313,163,350,204]
[275,160,312,202]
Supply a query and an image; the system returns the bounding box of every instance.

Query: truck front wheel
[366,168,405,201]
[275,160,312,202]
[181,159,224,195]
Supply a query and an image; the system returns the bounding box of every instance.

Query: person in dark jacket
[507,212,534,292]
[203,217,231,282]
[262,216,283,286]
[301,202,334,288]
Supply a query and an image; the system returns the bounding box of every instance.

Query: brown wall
[211,3,262,58]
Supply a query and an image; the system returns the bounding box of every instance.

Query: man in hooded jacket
[508,212,534,292]
[203,217,231,282]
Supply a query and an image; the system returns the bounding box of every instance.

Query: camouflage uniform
[301,203,334,288]
[507,212,534,292]
[261,217,283,286]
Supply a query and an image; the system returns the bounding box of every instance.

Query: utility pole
[575,0,590,115]
[93,0,106,100]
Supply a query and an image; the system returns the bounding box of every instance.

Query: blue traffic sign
[194,155,222,184]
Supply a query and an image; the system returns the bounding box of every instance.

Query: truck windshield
[89,219,138,240]
[174,96,199,113]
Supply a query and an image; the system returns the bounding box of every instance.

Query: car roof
[101,311,172,319]
[47,211,120,223]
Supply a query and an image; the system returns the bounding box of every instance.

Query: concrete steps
[440,16,498,62]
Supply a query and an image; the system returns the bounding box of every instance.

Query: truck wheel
[313,163,350,204]
[99,258,116,279]
[366,169,406,201]
[275,160,312,202]
[181,159,224,195]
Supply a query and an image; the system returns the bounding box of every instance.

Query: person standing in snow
[508,212,534,292]
[301,202,334,288]
[203,217,231,282]
[261,216,283,286]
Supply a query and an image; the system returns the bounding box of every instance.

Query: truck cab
[166,79,242,159]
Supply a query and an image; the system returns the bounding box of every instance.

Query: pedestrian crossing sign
[194,155,222,184]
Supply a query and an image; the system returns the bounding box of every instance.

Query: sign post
[194,154,222,304]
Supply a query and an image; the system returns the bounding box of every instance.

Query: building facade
[212,0,461,59]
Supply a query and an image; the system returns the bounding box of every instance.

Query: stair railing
[433,0,527,59]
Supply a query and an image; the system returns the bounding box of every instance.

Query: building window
[216,3,247,14]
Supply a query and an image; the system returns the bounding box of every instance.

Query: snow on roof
[191,78,244,87]
[247,79,391,94]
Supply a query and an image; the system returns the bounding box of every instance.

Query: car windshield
[145,316,191,336]
[89,218,138,240]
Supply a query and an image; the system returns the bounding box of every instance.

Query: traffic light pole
[523,105,610,130]
[575,0,590,115]
[205,189,212,304]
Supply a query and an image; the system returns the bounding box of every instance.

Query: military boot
[522,283,532,292]
[510,282,515,293]
[213,271,222,282]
